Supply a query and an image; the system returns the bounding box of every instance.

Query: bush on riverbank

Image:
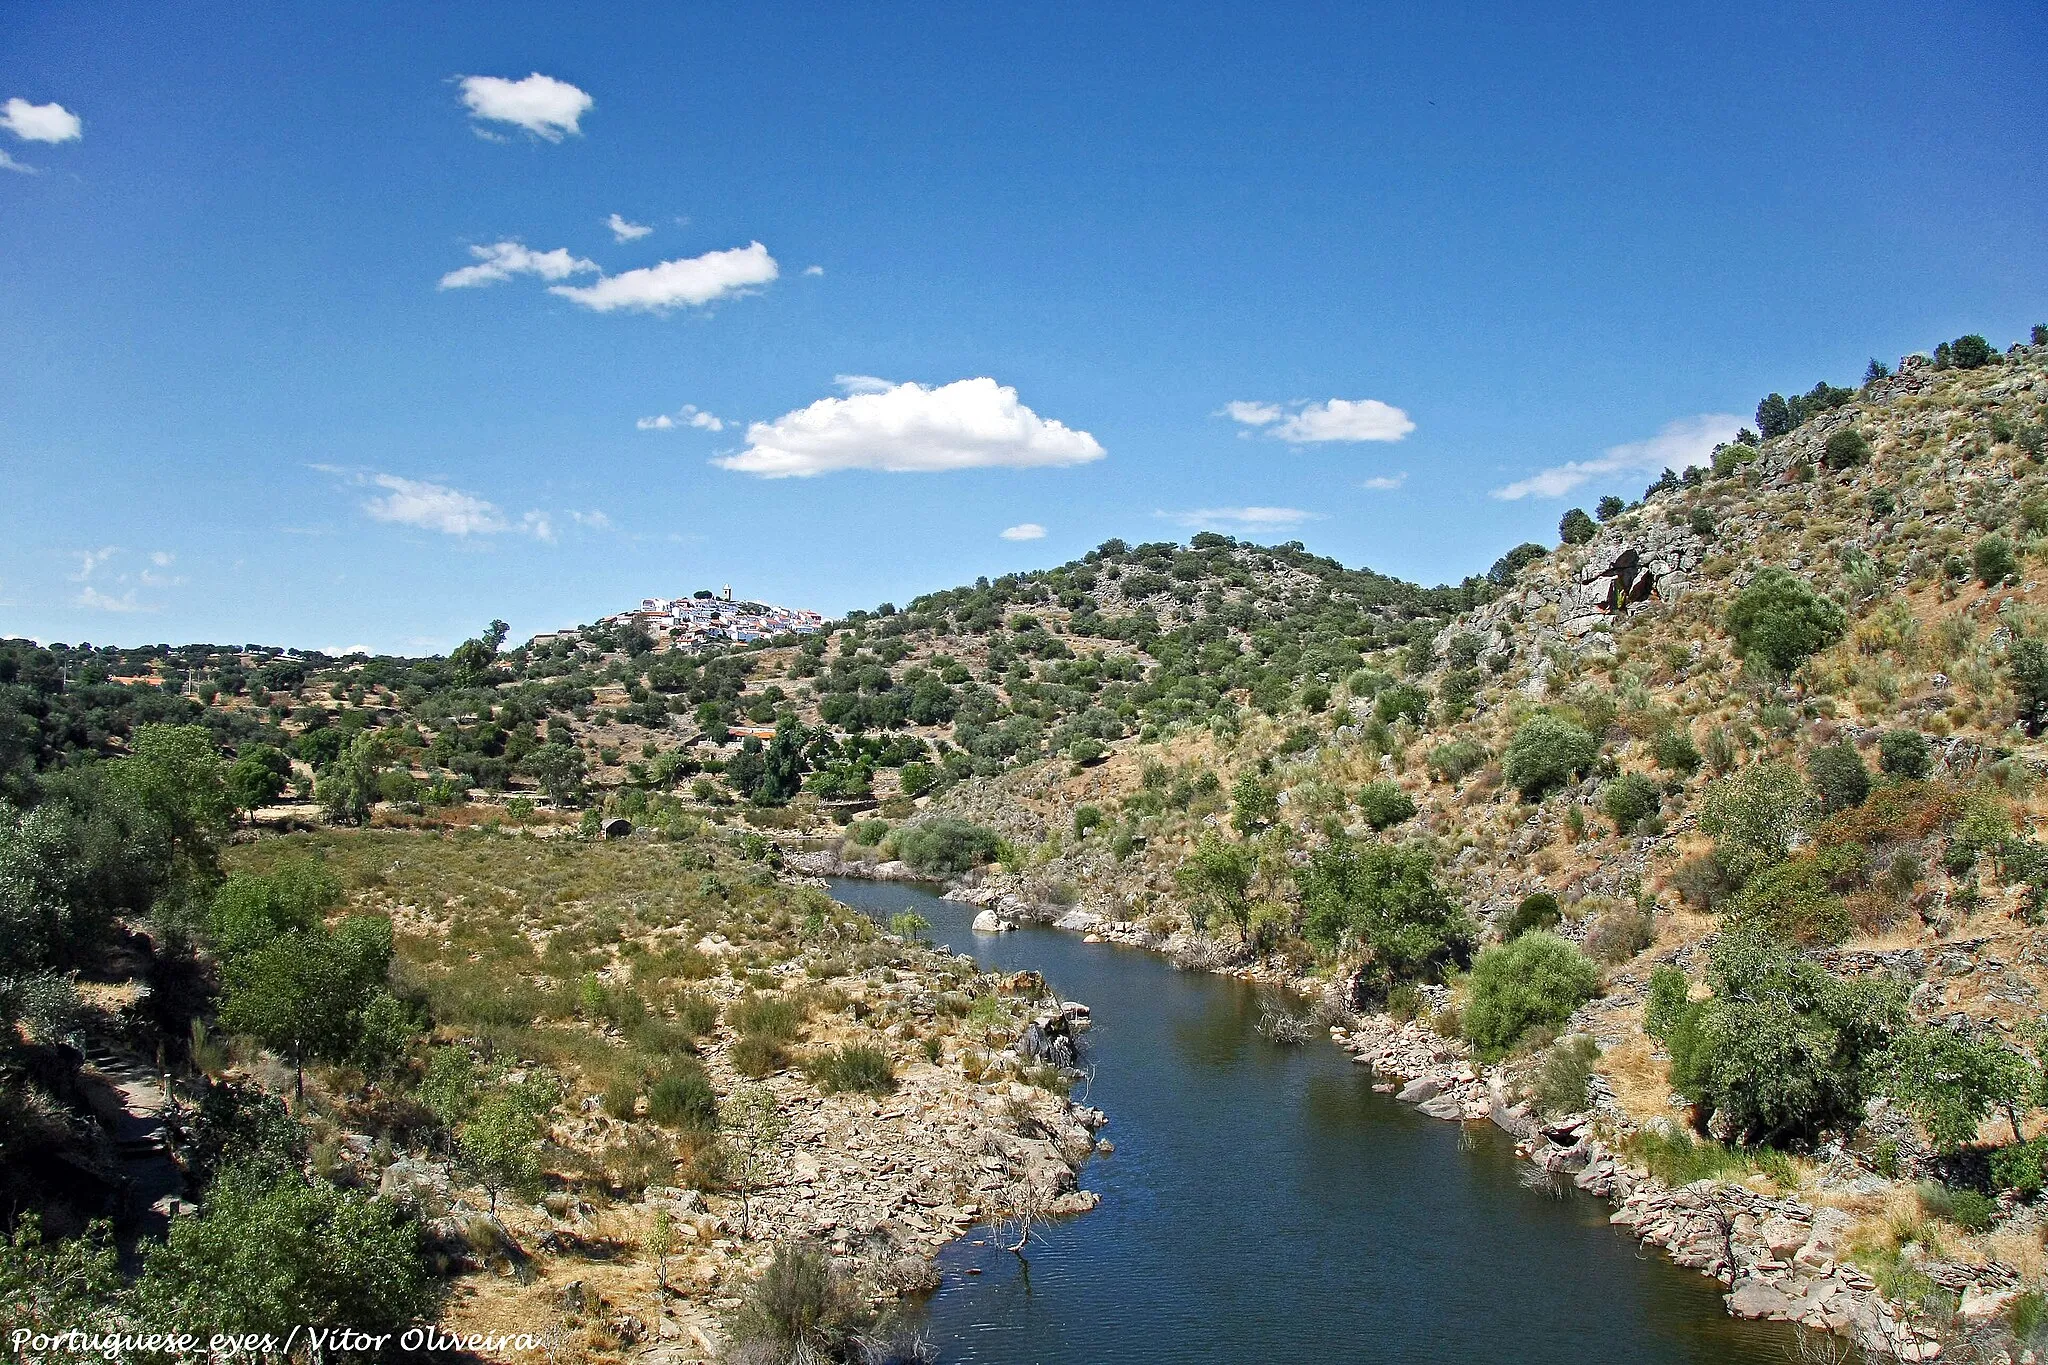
[1461,932,1602,1056]
[891,818,1006,877]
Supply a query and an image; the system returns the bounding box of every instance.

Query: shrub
[1461,932,1602,1056]
[1502,715,1599,800]
[646,1065,719,1129]
[1505,891,1562,939]
[1621,1128,1753,1186]
[805,1043,897,1095]
[1652,727,1701,775]
[893,818,1004,876]
[1807,741,1870,814]
[1375,683,1430,726]
[1355,781,1417,831]
[2012,637,2048,735]
[1916,1182,1996,1233]
[1991,1136,2048,1199]
[1487,543,1547,586]
[731,1033,789,1077]
[1644,966,1691,1041]
[1879,729,1932,779]
[1975,534,2020,586]
[1596,495,1626,521]
[729,993,805,1041]
[1670,850,1735,910]
[1583,904,1654,963]
[1294,837,1472,988]
[1426,739,1488,784]
[1823,428,1871,471]
[726,1241,875,1360]
[1600,772,1660,834]
[846,818,890,848]
[1724,570,1846,673]
[1712,444,1759,478]
[603,1077,640,1120]
[1559,508,1597,545]
[1726,857,1853,946]
[1699,761,1811,883]
[1531,1035,1599,1117]
[1949,334,1997,369]
[1231,774,1279,834]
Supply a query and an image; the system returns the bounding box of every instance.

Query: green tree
[1559,508,1597,545]
[755,719,808,805]
[1295,836,1471,986]
[1355,781,1416,831]
[1878,728,1932,779]
[313,732,386,826]
[1974,534,2019,586]
[1176,830,1257,935]
[1600,772,1661,834]
[1949,334,1996,369]
[892,818,1003,876]
[1596,495,1625,521]
[217,917,390,1100]
[1822,428,1871,472]
[1724,570,1846,673]
[2010,637,2048,735]
[1886,1022,2038,1150]
[719,1084,788,1237]
[1461,932,1602,1056]
[1231,773,1278,834]
[224,744,292,814]
[456,1073,560,1216]
[1756,392,1794,440]
[1807,741,1870,814]
[447,619,509,688]
[524,741,586,805]
[1698,761,1811,884]
[1501,714,1598,800]
[135,1161,430,1339]
[0,1212,124,1340]
[208,858,342,960]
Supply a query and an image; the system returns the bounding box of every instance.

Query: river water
[827,878,1801,1365]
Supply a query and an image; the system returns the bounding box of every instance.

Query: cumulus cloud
[1361,472,1407,491]
[439,241,597,290]
[1159,506,1321,531]
[458,73,592,141]
[569,509,612,530]
[637,404,723,432]
[717,378,1105,479]
[77,585,146,613]
[349,473,557,541]
[1000,523,1047,541]
[3,98,82,143]
[606,213,651,242]
[1219,397,1415,444]
[71,546,119,581]
[1491,412,1744,500]
[550,242,778,313]
[149,551,174,567]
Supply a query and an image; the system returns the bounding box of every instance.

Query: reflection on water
[828,879,1802,1365]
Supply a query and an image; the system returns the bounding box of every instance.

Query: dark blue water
[829,879,1799,1365]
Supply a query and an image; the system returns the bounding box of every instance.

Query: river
[827,878,1801,1364]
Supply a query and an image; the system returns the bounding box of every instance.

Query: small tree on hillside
[1559,508,1597,545]
[1596,495,1625,521]
[1177,830,1257,935]
[1502,714,1598,800]
[1698,761,1811,884]
[1724,570,1846,673]
[1823,428,1871,472]
[1230,774,1279,834]
[1807,741,1870,814]
[2010,637,2048,735]
[719,1084,788,1238]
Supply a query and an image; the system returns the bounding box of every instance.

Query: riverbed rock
[971,909,1017,933]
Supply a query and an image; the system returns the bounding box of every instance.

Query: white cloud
[717,378,1105,479]
[76,585,146,613]
[1361,472,1407,491]
[1160,506,1321,530]
[1491,412,1743,500]
[458,73,592,141]
[150,550,174,566]
[350,473,556,541]
[3,98,82,143]
[1000,523,1047,541]
[834,374,892,395]
[569,509,612,530]
[71,546,119,581]
[0,149,36,174]
[439,241,597,290]
[637,404,723,432]
[606,212,651,242]
[803,265,825,277]
[549,241,778,313]
[1220,397,1415,444]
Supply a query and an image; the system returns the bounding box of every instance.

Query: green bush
[892,818,1004,877]
[1559,508,1597,545]
[1374,684,1430,726]
[1502,715,1599,800]
[1975,534,2020,586]
[1583,904,1654,963]
[729,993,805,1042]
[1620,1128,1753,1186]
[1355,781,1417,831]
[1426,739,1488,784]
[1505,891,1562,938]
[1807,741,1870,814]
[1916,1182,1996,1233]
[1600,772,1660,834]
[731,1033,790,1077]
[1726,857,1853,946]
[646,1065,719,1129]
[1724,570,1846,673]
[846,818,890,847]
[804,1043,897,1095]
[1879,729,1932,779]
[727,1241,875,1360]
[1461,932,1602,1056]
[1294,836,1472,987]
[1644,966,1691,1041]
[1823,428,1871,471]
[1531,1035,1599,1117]
[1652,727,1701,775]
[1699,761,1811,883]
[1991,1136,2048,1198]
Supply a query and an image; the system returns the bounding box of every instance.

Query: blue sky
[3,3,2044,653]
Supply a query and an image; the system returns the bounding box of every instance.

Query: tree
[447,620,509,688]
[1295,836,1472,986]
[1596,495,1625,521]
[456,1074,560,1216]
[1878,729,1932,779]
[893,818,1003,876]
[1823,428,1871,472]
[1558,508,1597,545]
[1865,358,1892,384]
[1461,932,1602,1056]
[135,1161,430,1339]
[1672,924,1902,1145]
[719,1084,787,1237]
[1699,761,1811,884]
[313,732,385,826]
[2010,637,2048,735]
[1355,780,1416,831]
[524,741,586,805]
[1807,741,1870,814]
[1724,569,1845,673]
[1176,830,1257,935]
[217,917,389,1100]
[754,719,807,806]
[208,858,342,960]
[1756,392,1794,440]
[1600,772,1661,833]
[0,1212,124,1340]
[1502,714,1598,800]
[723,738,766,798]
[1974,534,2019,586]
[224,744,291,814]
[1487,543,1547,587]
[1949,334,1996,369]
[1886,1022,2038,1150]
[1231,773,1278,834]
